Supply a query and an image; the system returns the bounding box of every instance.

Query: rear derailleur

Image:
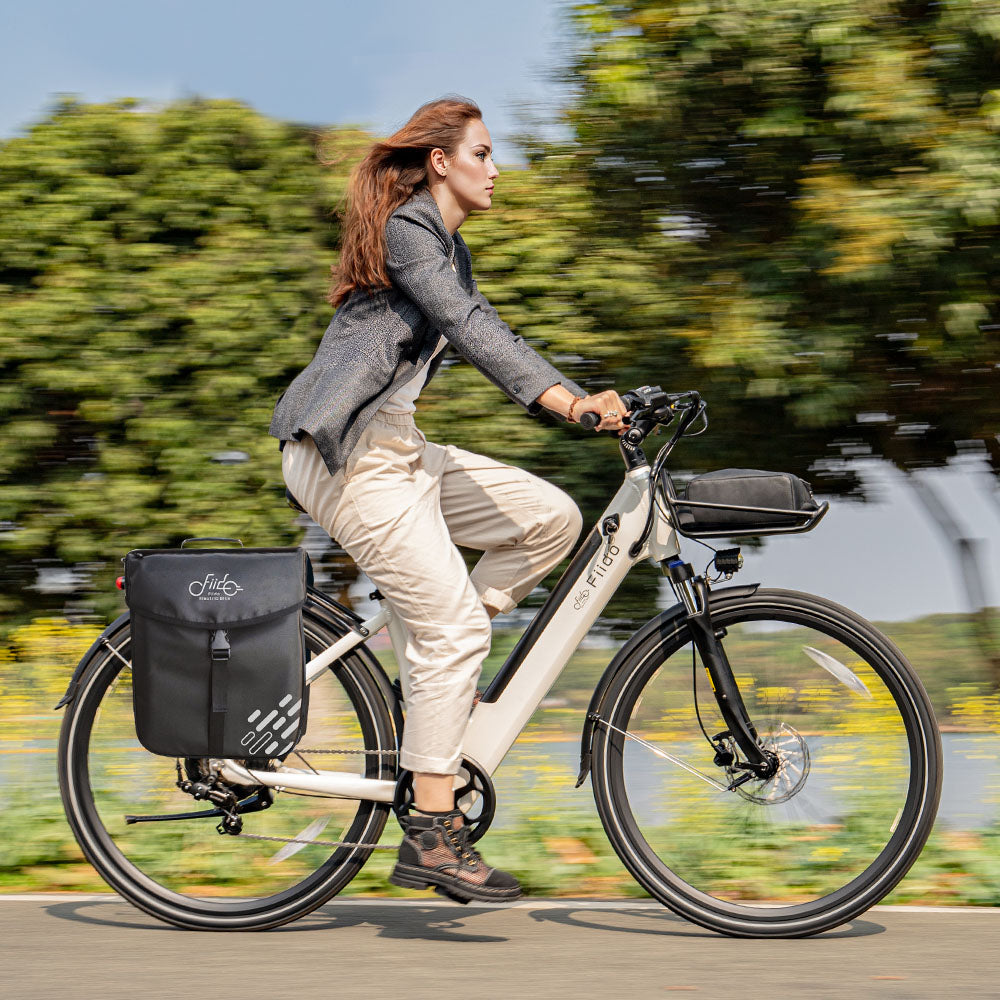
[123,758,274,835]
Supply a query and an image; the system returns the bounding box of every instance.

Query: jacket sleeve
[384,214,584,412]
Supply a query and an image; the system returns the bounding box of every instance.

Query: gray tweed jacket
[269,188,583,475]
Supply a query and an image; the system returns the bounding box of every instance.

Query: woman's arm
[384,214,583,413]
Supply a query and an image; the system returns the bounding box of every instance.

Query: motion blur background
[1,0,999,900]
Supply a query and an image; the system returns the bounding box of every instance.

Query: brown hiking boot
[389,809,522,904]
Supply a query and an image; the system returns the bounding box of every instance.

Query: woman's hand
[573,390,630,434]
[535,384,631,433]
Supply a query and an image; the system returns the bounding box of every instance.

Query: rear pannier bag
[124,546,309,759]
[674,468,819,535]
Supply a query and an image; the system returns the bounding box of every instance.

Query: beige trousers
[281,412,582,774]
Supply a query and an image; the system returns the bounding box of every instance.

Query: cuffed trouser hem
[399,748,464,776]
[476,584,517,615]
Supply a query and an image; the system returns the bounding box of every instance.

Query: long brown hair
[329,96,482,307]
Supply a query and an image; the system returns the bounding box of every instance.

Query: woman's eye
[477,151,487,160]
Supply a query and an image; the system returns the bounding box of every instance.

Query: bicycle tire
[58,596,398,931]
[591,587,941,937]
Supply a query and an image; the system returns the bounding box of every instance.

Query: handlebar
[577,387,705,444]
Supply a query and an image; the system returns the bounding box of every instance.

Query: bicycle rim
[58,607,396,930]
[593,589,941,937]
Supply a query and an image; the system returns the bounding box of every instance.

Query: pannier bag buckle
[210,630,231,661]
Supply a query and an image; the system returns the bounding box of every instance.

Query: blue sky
[1,0,573,161]
[3,0,1000,621]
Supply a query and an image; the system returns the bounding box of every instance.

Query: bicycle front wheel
[58,598,398,930]
[592,588,941,937]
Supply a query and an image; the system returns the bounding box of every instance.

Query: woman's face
[441,119,499,213]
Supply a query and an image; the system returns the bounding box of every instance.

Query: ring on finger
[604,410,619,418]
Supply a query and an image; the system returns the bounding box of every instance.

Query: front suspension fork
[665,561,776,779]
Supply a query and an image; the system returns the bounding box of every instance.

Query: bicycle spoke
[598,717,728,791]
[268,816,332,864]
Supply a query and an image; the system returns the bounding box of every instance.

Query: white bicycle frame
[217,464,682,802]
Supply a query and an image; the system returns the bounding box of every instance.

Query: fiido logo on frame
[188,573,244,600]
[572,539,621,612]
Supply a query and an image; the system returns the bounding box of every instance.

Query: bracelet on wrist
[567,396,583,423]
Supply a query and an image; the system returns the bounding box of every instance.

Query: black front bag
[124,547,309,759]
[673,468,819,535]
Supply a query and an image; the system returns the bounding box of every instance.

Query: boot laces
[443,816,482,869]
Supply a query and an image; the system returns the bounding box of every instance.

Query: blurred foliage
[2,612,999,900]
[560,0,1000,480]
[0,98,343,621]
[3,6,1000,900]
[2,1,1000,629]
[2,610,995,744]
[3,774,999,903]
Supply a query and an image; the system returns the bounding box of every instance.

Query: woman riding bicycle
[270,96,628,902]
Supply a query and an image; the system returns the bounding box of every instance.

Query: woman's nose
[488,161,499,180]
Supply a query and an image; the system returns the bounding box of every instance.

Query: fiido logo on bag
[188,573,244,600]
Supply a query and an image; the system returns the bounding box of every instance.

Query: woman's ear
[428,147,449,178]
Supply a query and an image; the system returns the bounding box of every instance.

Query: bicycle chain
[232,746,401,850]
[235,831,397,851]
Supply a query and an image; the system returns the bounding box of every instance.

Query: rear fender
[575,582,760,787]
[54,611,131,710]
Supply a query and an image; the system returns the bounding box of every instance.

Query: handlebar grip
[579,410,600,431]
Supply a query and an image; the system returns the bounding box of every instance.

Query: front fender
[575,582,760,787]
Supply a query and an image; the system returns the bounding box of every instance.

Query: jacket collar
[392,187,454,253]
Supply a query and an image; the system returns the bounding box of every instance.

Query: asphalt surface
[6,895,999,999]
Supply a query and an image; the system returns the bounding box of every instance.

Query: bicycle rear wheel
[591,588,941,937]
[58,597,398,930]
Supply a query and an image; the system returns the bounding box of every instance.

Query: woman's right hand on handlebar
[572,390,630,434]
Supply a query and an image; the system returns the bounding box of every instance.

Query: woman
[271,97,628,903]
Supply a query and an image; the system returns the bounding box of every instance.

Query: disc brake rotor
[730,721,810,805]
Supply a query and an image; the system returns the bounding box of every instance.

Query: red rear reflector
[116,576,125,590]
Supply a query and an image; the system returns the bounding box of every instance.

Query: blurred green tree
[4,14,999,651]
[561,0,999,463]
[0,99,690,630]
[0,99,339,620]
[558,0,1000,661]
[0,100,661,625]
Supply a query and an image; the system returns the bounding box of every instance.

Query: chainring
[392,757,496,843]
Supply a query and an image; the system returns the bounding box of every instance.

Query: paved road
[5,895,999,999]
